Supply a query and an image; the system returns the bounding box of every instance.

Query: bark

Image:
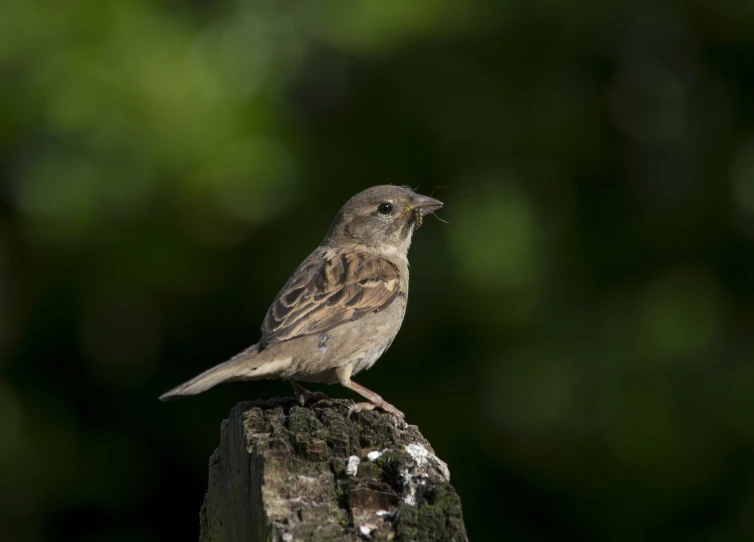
[199,398,467,542]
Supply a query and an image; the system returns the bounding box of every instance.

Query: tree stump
[199,398,467,542]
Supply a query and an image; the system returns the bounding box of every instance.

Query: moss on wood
[199,398,467,542]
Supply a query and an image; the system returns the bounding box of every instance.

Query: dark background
[2,1,754,540]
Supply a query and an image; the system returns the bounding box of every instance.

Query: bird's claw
[296,390,329,406]
[347,401,405,422]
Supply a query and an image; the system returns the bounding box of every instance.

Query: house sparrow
[159,185,442,420]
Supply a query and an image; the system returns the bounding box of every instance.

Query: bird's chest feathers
[351,294,407,374]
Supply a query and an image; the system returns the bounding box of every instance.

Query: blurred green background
[2,0,754,540]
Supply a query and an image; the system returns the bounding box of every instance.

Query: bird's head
[323,185,443,254]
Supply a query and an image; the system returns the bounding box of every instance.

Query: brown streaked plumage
[262,252,401,345]
[159,185,443,420]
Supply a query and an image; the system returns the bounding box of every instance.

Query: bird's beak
[410,194,444,216]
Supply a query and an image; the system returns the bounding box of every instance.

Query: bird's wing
[261,251,401,346]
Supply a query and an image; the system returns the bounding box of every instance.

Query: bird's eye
[377,203,393,215]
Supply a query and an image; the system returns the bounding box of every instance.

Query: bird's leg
[289,380,328,406]
[338,378,405,421]
[343,381,405,421]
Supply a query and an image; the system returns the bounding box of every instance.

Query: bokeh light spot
[484,347,577,432]
[608,59,687,146]
[202,137,299,223]
[450,177,541,291]
[638,269,723,363]
[311,0,473,52]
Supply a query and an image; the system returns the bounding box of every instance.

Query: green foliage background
[2,1,754,540]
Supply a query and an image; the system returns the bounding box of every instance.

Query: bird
[159,185,443,420]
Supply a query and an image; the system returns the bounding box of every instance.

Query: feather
[158,345,291,400]
[261,251,401,346]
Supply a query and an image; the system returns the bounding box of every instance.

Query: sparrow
[159,185,443,420]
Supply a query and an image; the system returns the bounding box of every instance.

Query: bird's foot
[347,400,405,422]
[289,380,328,406]
[291,384,329,407]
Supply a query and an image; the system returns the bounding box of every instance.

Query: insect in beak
[413,208,424,231]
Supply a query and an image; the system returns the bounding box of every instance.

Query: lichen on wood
[199,398,467,542]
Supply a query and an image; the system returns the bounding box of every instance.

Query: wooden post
[199,398,468,541]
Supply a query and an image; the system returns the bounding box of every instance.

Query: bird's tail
[159,344,268,401]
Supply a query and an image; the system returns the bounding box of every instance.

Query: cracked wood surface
[199,398,467,542]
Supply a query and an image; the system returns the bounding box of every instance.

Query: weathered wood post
[199,398,467,541]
